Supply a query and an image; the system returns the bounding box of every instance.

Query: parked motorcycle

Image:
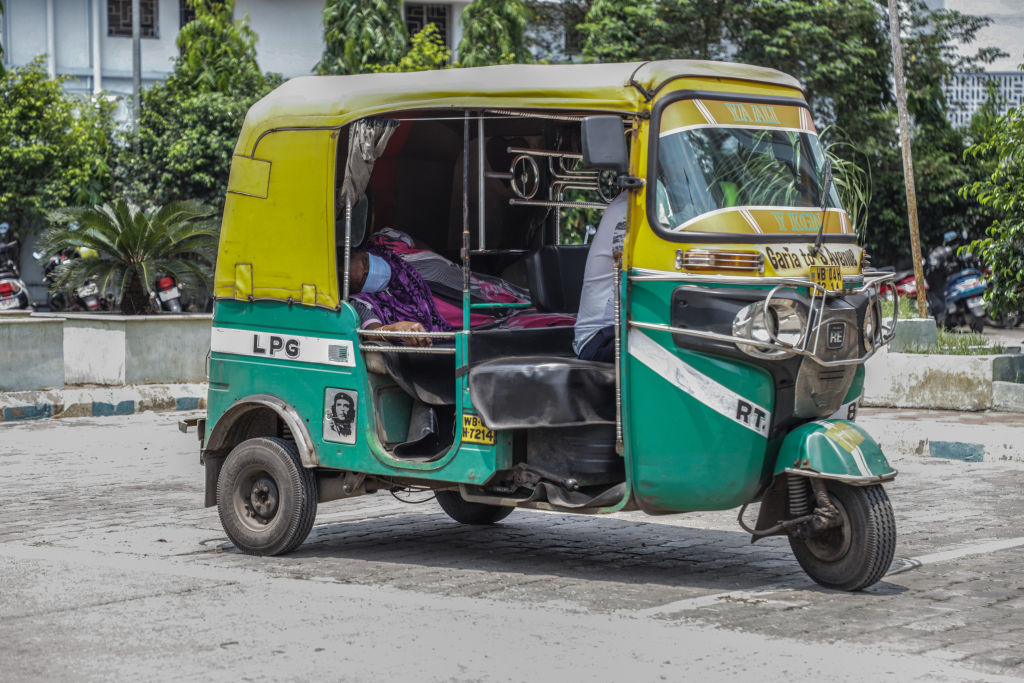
[0,222,33,312]
[35,247,102,312]
[924,232,987,332]
[153,275,182,313]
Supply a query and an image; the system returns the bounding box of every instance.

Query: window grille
[405,3,450,47]
[108,0,158,38]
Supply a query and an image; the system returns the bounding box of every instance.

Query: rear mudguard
[774,419,896,484]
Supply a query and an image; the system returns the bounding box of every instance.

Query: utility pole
[132,0,141,139]
[887,0,928,318]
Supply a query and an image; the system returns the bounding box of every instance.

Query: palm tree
[40,199,218,314]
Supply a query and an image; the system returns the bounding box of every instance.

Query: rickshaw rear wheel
[788,481,895,591]
[435,490,514,525]
[217,437,318,556]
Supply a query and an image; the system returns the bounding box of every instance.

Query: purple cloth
[351,238,453,332]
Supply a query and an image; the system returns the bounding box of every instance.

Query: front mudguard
[774,419,897,484]
[750,420,896,540]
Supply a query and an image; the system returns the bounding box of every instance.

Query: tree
[317,0,408,75]
[373,24,450,73]
[457,0,530,67]
[524,0,591,63]
[40,200,218,314]
[580,0,739,63]
[0,58,116,241]
[117,0,280,211]
[961,86,1024,319]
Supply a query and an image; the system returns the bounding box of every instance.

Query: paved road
[1,411,1023,682]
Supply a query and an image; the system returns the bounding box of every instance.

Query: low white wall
[864,347,1000,411]
[0,313,65,390]
[42,313,211,386]
[124,316,211,384]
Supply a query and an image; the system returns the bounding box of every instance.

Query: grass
[880,297,1005,355]
[904,329,1004,355]
[880,296,918,320]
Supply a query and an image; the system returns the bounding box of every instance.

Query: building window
[108,0,158,38]
[405,4,450,47]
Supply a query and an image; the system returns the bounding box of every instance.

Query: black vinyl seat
[524,244,590,313]
[468,356,615,430]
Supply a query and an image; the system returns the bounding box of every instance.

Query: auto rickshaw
[188,60,898,591]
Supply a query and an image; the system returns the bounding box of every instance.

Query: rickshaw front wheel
[435,490,514,525]
[217,437,318,556]
[788,482,895,591]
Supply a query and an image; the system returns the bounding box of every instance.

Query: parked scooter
[0,223,33,311]
[153,275,182,313]
[924,231,987,332]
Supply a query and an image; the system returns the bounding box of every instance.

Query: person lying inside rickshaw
[348,227,575,346]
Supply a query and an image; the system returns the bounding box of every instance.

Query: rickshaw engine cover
[526,425,623,487]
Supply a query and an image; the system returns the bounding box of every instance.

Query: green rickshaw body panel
[207,300,510,485]
[624,280,777,513]
[774,419,895,482]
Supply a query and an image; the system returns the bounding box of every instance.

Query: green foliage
[41,200,218,314]
[0,58,116,240]
[317,0,409,75]
[117,0,280,211]
[372,24,450,73]
[523,0,590,62]
[961,99,1024,318]
[581,0,736,63]
[457,0,530,68]
[172,0,269,94]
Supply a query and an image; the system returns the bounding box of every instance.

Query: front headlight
[733,299,806,359]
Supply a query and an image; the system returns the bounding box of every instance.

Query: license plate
[809,265,843,291]
[0,296,18,310]
[158,287,180,302]
[461,414,495,446]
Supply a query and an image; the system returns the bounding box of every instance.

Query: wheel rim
[801,497,852,563]
[232,467,281,532]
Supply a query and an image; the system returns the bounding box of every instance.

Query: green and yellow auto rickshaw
[189,60,898,591]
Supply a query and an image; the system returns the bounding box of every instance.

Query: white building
[0,0,472,96]
[925,0,1024,128]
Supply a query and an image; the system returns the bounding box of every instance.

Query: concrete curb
[0,383,207,422]
[858,408,1024,463]
[864,347,1024,412]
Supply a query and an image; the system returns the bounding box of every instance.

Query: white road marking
[887,535,1024,575]
[636,535,1024,617]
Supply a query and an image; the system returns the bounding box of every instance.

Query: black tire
[435,489,514,525]
[789,482,895,591]
[969,315,985,333]
[217,437,317,556]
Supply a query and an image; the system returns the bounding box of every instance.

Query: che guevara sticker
[323,388,357,444]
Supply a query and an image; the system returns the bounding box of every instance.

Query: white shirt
[574,193,627,354]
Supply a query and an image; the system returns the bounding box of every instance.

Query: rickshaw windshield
[655,126,842,232]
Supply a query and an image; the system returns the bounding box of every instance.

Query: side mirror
[338,194,371,250]
[351,194,370,248]
[581,116,628,174]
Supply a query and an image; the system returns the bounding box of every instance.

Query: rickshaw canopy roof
[235,60,804,156]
